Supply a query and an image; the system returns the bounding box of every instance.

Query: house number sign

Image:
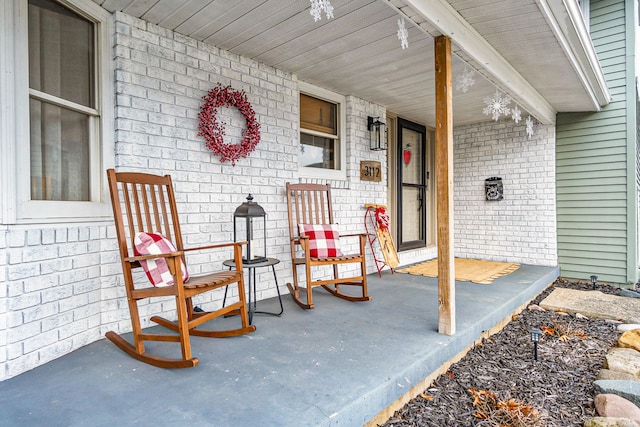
[360,161,382,182]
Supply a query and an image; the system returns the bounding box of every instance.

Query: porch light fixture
[590,274,598,289]
[368,116,386,151]
[233,194,267,264]
[529,328,542,361]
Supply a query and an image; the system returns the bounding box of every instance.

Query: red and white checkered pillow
[298,224,343,258]
[134,232,190,287]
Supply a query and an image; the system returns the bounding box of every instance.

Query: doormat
[397,258,520,285]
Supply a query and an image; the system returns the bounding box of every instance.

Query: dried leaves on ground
[381,279,621,427]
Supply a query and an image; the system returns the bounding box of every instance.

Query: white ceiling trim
[398,0,557,125]
[536,0,610,108]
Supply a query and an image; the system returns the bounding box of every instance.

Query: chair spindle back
[286,183,335,240]
[108,170,184,260]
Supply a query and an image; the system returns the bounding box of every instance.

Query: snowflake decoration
[397,18,409,50]
[526,115,535,139]
[455,67,476,93]
[310,0,334,22]
[511,105,522,123]
[483,90,512,121]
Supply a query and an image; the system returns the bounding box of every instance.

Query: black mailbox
[485,177,503,201]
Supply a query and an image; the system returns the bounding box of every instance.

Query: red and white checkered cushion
[134,232,190,287]
[298,224,343,258]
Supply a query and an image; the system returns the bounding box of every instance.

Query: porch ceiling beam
[393,0,557,125]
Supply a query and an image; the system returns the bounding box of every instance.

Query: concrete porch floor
[0,264,558,427]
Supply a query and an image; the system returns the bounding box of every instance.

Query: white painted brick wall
[453,120,557,265]
[2,225,110,380]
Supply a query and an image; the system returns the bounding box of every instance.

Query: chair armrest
[340,233,367,238]
[125,242,247,262]
[183,241,247,252]
[292,236,310,258]
[291,236,309,249]
[124,252,183,263]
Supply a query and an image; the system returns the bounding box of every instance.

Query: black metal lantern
[233,194,267,264]
[590,274,598,289]
[529,328,542,361]
[368,116,386,151]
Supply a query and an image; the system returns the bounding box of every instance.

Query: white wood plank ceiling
[92,0,608,127]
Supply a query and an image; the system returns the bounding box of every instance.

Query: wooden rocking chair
[285,182,371,309]
[106,169,255,368]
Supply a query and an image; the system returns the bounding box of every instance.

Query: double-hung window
[29,0,96,201]
[298,82,346,180]
[1,0,112,223]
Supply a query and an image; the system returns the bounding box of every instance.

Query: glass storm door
[397,118,427,250]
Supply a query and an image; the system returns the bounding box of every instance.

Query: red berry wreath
[198,84,261,166]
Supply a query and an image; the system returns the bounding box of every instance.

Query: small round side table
[222,257,283,325]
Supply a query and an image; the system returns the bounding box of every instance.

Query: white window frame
[1,0,113,224]
[298,82,347,181]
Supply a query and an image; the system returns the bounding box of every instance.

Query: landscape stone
[599,369,640,382]
[604,348,640,379]
[619,330,640,352]
[619,325,640,332]
[594,380,640,407]
[539,288,640,323]
[620,290,640,299]
[594,394,640,423]
[584,417,640,427]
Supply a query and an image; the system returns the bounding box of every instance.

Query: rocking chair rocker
[285,182,371,309]
[106,169,255,368]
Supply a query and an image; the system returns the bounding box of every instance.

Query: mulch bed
[380,278,625,427]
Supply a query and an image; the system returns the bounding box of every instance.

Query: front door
[397,118,427,251]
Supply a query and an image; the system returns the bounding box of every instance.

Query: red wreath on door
[198,84,261,166]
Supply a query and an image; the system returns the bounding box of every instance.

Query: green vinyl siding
[556,0,637,285]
